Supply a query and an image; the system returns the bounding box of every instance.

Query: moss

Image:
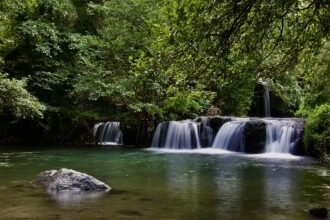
[304,104,330,163]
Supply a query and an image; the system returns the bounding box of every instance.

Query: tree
[139,0,329,115]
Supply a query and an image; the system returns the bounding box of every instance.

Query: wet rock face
[244,120,267,153]
[290,118,305,156]
[209,116,232,136]
[195,117,214,147]
[34,168,111,193]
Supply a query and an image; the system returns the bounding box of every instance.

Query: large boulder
[34,168,111,193]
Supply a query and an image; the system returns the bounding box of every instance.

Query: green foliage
[163,88,215,120]
[0,0,330,148]
[18,20,62,57]
[218,71,255,116]
[0,73,45,118]
[304,104,330,162]
[137,0,330,116]
[267,74,302,115]
[68,0,163,122]
[296,41,330,117]
[36,0,78,29]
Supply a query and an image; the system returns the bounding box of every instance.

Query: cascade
[194,116,214,147]
[150,116,303,155]
[93,122,123,145]
[264,120,300,154]
[211,119,248,152]
[151,120,201,149]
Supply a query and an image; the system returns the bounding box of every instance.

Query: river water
[0,146,329,219]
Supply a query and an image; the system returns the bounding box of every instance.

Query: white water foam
[147,147,233,155]
[147,148,304,160]
[98,142,121,146]
[0,162,12,167]
[245,152,303,160]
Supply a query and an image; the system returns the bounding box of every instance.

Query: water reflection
[49,191,108,207]
[215,161,251,218]
[163,155,219,219]
[161,153,317,219]
[264,168,297,211]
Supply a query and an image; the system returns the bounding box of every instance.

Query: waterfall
[264,87,271,117]
[259,79,271,117]
[93,122,123,145]
[151,122,169,148]
[93,122,103,137]
[150,116,303,156]
[194,116,214,147]
[212,119,248,152]
[151,121,201,149]
[264,120,300,153]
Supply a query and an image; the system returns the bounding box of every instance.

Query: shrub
[304,104,330,162]
[0,73,46,118]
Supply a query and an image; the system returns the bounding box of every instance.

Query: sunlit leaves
[0,73,46,118]
[19,20,62,57]
[163,89,216,120]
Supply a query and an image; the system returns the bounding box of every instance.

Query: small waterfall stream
[264,87,271,117]
[211,119,248,152]
[151,121,201,149]
[93,122,123,145]
[264,120,299,154]
[259,79,271,117]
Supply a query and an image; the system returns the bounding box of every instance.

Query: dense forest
[0,0,329,160]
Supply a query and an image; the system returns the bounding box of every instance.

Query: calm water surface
[0,146,329,220]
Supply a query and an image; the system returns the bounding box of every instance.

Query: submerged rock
[34,168,111,193]
[309,207,328,218]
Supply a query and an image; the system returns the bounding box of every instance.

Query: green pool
[0,146,329,219]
